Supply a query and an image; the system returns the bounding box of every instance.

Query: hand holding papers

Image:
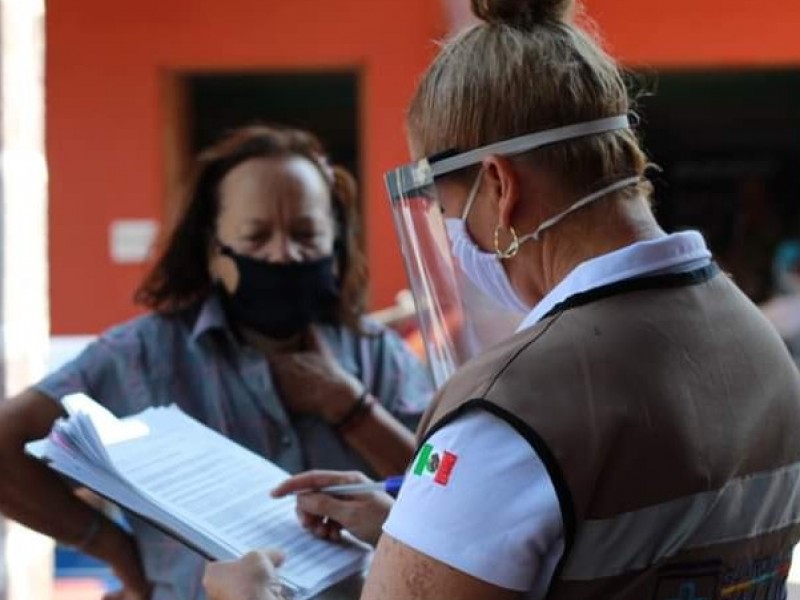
[203,550,286,600]
[26,394,369,600]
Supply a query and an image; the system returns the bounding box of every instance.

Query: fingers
[268,353,325,385]
[292,489,393,546]
[266,353,302,375]
[296,503,314,528]
[314,518,343,542]
[261,549,285,568]
[203,550,284,600]
[271,470,368,497]
[328,524,343,543]
[240,549,284,575]
[203,560,238,600]
[293,493,350,541]
[297,492,358,528]
[297,492,339,517]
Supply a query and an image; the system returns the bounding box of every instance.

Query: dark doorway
[161,70,362,256]
[184,71,360,180]
[637,69,800,302]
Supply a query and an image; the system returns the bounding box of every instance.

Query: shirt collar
[517,231,712,332]
[191,292,232,342]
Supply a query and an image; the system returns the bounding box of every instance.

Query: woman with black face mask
[0,126,432,600]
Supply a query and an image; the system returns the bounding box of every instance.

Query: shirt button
[280,434,293,448]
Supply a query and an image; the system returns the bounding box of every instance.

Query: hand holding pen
[271,470,398,546]
[296,475,404,497]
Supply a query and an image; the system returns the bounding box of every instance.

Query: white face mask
[445,171,642,314]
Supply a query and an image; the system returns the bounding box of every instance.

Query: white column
[0,0,51,598]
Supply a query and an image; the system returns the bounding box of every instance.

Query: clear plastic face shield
[384,116,632,387]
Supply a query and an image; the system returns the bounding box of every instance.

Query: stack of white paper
[26,393,369,599]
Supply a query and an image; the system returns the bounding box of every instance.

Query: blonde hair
[408,0,649,202]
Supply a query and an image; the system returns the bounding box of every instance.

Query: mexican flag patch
[411,443,458,486]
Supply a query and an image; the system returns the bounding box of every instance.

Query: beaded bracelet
[334,391,374,433]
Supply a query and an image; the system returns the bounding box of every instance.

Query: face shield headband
[386,115,632,202]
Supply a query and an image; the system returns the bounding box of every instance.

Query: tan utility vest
[417,265,800,600]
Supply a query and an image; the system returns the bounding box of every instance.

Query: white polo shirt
[383,231,712,598]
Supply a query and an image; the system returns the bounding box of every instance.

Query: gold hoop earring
[494,225,520,259]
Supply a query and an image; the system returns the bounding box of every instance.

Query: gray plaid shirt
[37,293,432,600]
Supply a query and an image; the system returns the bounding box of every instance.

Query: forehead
[218,155,331,215]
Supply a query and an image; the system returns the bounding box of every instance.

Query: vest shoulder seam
[479,312,566,398]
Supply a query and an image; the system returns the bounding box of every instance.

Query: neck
[240,326,306,355]
[514,195,665,306]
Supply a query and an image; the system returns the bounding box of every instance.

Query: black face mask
[218,245,340,339]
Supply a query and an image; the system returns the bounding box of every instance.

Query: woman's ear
[207,235,220,280]
[208,236,240,292]
[481,155,520,230]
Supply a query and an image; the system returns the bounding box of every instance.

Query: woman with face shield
[203,1,800,599]
[0,125,432,600]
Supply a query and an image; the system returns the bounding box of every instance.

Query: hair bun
[471,0,574,28]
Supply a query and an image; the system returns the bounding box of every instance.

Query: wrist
[334,392,375,434]
[324,385,365,423]
[88,518,137,571]
[70,510,103,552]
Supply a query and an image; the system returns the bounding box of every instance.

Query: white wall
[0,0,51,598]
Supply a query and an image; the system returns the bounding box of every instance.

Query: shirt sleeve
[35,323,149,417]
[369,327,434,431]
[382,409,565,596]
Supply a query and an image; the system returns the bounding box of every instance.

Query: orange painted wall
[583,0,800,67]
[46,0,800,334]
[46,0,446,333]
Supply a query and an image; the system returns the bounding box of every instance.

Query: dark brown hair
[409,0,649,204]
[135,125,368,330]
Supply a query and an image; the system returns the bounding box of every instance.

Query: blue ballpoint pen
[310,475,404,496]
